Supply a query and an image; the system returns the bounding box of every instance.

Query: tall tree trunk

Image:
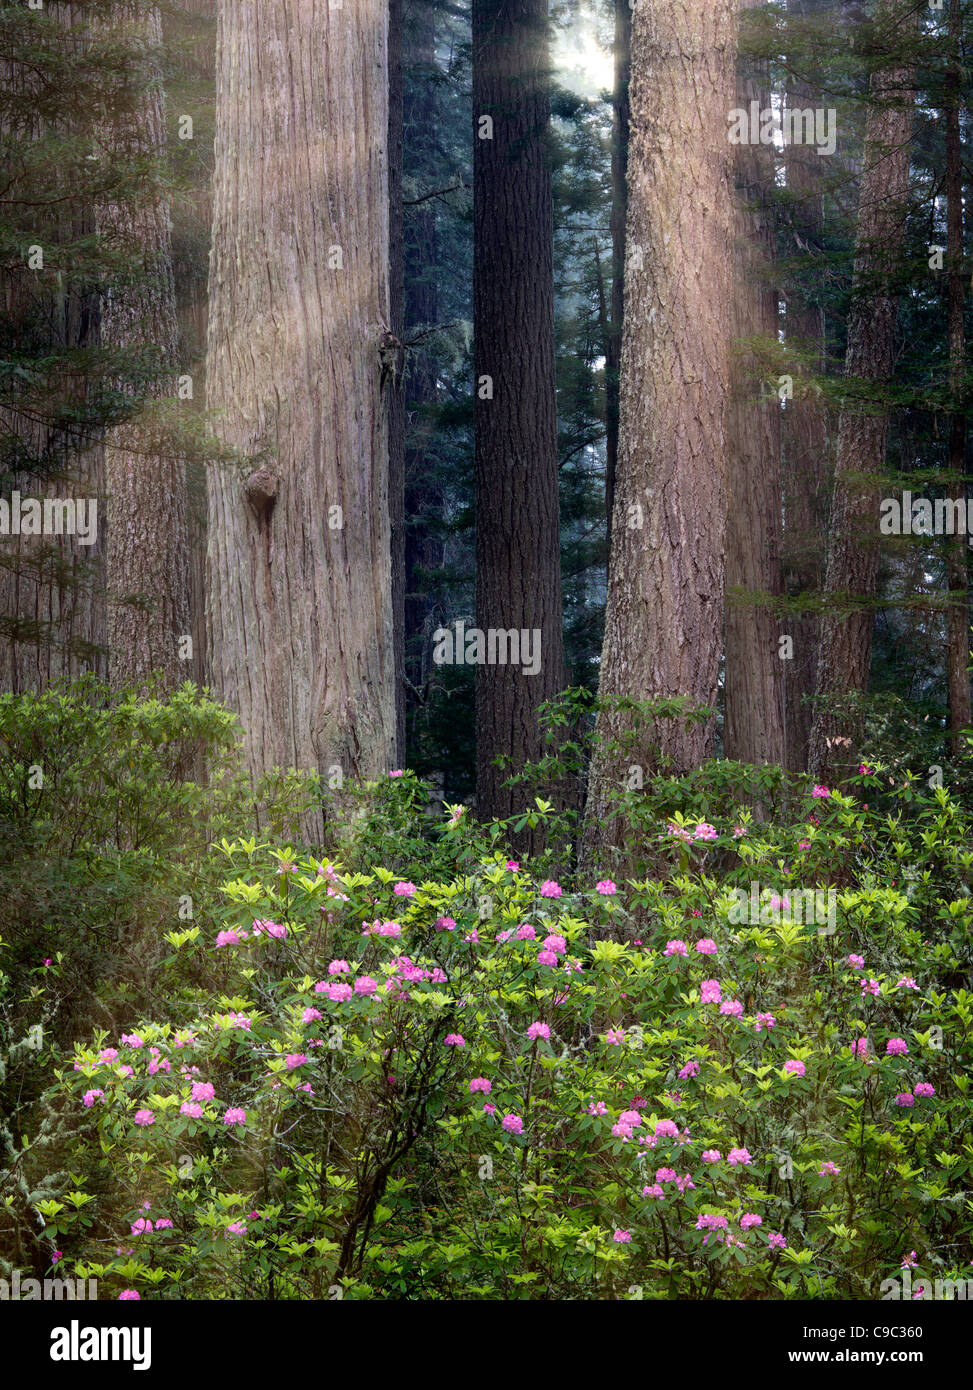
[945,0,970,754]
[582,0,735,864]
[605,0,630,558]
[723,11,785,768]
[98,2,191,690]
[389,0,406,765]
[206,0,395,824]
[472,0,564,821]
[781,0,830,771]
[807,0,915,779]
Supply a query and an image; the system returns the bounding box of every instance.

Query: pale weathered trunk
[723,17,785,768]
[98,3,191,690]
[807,0,915,779]
[582,0,735,864]
[206,0,395,819]
[781,0,830,772]
[945,0,970,754]
[389,0,406,765]
[473,0,564,821]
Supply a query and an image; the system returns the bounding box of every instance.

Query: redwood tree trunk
[206,0,395,818]
[808,0,915,779]
[98,2,191,691]
[723,20,785,768]
[605,0,630,557]
[582,0,735,861]
[473,0,564,820]
[781,0,830,772]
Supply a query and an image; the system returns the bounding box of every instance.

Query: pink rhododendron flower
[154,1218,173,1229]
[693,823,718,840]
[434,916,456,931]
[516,923,536,940]
[393,881,416,897]
[191,1081,215,1102]
[619,1110,642,1127]
[696,1214,729,1231]
[783,1059,806,1076]
[848,954,865,970]
[642,1184,665,1200]
[483,1102,496,1115]
[328,959,350,976]
[896,976,919,991]
[285,1053,308,1069]
[654,1120,679,1139]
[740,1213,762,1230]
[354,976,379,996]
[120,1033,144,1048]
[302,1008,322,1023]
[665,939,688,957]
[82,1089,104,1107]
[695,938,717,955]
[755,1012,776,1031]
[901,1251,918,1269]
[526,1021,550,1041]
[727,1147,752,1166]
[506,860,520,871]
[678,1060,700,1079]
[130,1218,153,1236]
[133,1109,154,1127]
[861,978,880,997]
[325,982,353,1002]
[894,1092,914,1107]
[886,1038,909,1055]
[539,880,562,898]
[469,1078,492,1094]
[700,980,722,1004]
[811,785,831,798]
[656,1167,677,1183]
[913,1082,935,1098]
[222,1107,246,1125]
[501,1113,523,1134]
[768,1232,787,1250]
[537,950,558,966]
[118,1290,140,1300]
[604,1028,625,1046]
[98,1048,119,1063]
[595,880,617,895]
[542,934,566,954]
[613,1229,632,1243]
[216,929,246,948]
[252,919,287,939]
[818,1161,841,1176]
[179,1102,203,1118]
[226,1221,247,1236]
[444,1033,465,1047]
[389,769,404,778]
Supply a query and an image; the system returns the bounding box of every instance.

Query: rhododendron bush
[27,766,973,1300]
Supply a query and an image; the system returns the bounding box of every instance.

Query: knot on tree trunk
[244,465,278,522]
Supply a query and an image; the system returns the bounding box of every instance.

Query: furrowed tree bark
[723,11,786,769]
[473,0,564,821]
[781,0,831,772]
[807,0,915,780]
[206,0,395,827]
[582,0,735,864]
[945,0,970,755]
[98,2,191,691]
